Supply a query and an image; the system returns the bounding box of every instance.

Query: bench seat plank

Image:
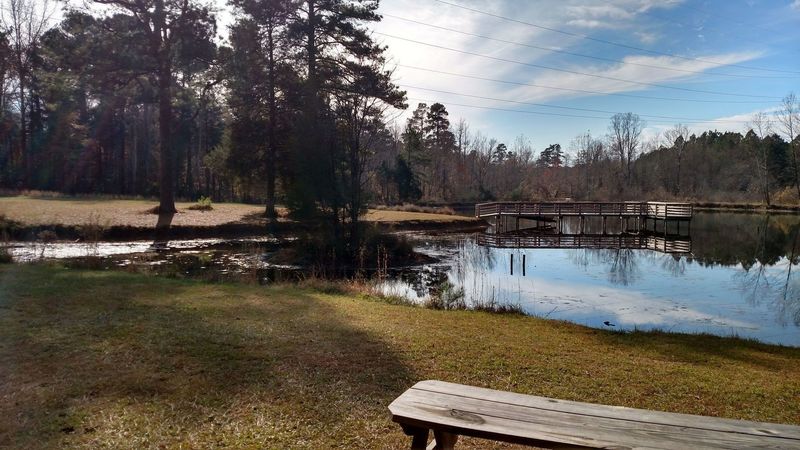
[389,380,800,449]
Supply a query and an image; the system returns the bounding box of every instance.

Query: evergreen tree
[90,0,217,213]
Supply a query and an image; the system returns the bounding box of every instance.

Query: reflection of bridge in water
[476,232,692,254]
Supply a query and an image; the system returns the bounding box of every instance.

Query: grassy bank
[693,201,800,214]
[0,196,484,240]
[1,265,798,449]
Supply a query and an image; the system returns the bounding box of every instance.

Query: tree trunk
[792,141,800,200]
[18,71,27,185]
[119,105,127,194]
[152,0,175,213]
[675,146,684,196]
[265,17,278,220]
[157,64,176,213]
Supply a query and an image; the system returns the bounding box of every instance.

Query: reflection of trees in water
[395,237,496,300]
[691,213,800,268]
[451,238,495,285]
[568,248,642,286]
[569,247,686,283]
[661,254,686,276]
[735,261,800,327]
[734,223,800,327]
[397,267,448,299]
[603,249,640,286]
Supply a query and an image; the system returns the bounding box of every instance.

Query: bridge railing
[475,233,692,253]
[475,201,692,219]
[644,202,693,219]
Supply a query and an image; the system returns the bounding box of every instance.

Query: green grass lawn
[1,265,798,449]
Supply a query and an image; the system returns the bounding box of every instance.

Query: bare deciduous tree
[776,93,800,198]
[662,123,690,196]
[747,112,773,206]
[454,117,470,157]
[1,0,55,183]
[572,131,604,195]
[607,112,644,181]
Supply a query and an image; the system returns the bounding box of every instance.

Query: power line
[430,0,800,75]
[382,13,795,80]
[404,97,765,127]
[375,32,782,100]
[396,64,774,104]
[399,84,756,123]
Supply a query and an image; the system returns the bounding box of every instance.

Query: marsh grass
[1,265,799,449]
[77,212,109,255]
[425,280,525,315]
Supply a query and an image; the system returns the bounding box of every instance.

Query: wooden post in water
[522,253,526,276]
[510,253,514,276]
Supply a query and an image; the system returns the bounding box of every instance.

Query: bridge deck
[476,201,692,220]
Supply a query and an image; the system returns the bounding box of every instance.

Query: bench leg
[401,425,429,450]
[431,430,459,450]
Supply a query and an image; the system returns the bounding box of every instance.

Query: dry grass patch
[1,265,798,449]
[0,196,479,230]
[362,209,478,223]
[0,196,264,228]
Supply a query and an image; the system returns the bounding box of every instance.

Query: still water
[5,212,800,346]
[386,212,800,347]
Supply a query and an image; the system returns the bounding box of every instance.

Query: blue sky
[371,0,800,156]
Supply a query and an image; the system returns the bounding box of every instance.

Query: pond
[4,211,800,347]
[384,212,800,347]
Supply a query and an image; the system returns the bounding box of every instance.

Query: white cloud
[504,51,763,104]
[565,0,684,29]
[635,31,658,44]
[792,0,800,10]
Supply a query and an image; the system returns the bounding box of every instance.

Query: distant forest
[2,0,800,216]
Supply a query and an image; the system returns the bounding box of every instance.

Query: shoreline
[1,217,488,242]
[0,196,487,241]
[693,202,800,214]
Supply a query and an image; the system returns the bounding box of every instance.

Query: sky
[367,0,800,156]
[52,0,800,157]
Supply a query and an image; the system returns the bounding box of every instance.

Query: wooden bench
[388,380,800,449]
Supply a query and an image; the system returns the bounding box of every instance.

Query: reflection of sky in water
[5,237,280,262]
[385,237,800,347]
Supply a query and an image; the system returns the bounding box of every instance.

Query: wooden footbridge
[476,201,693,234]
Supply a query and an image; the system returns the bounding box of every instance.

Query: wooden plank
[392,389,799,448]
[413,380,800,439]
[389,381,800,450]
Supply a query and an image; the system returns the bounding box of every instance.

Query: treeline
[371,101,800,206]
[1,0,406,261]
[1,0,800,234]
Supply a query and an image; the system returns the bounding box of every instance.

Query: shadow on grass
[0,265,414,448]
